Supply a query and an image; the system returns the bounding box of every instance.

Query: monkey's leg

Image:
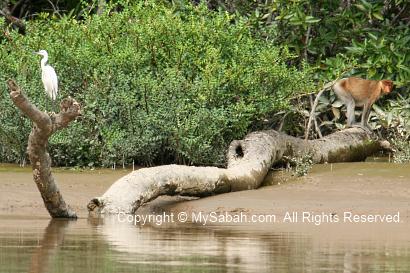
[346,99,356,127]
[361,103,372,129]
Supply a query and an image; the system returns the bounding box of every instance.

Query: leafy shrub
[0,1,313,167]
[212,0,410,86]
[203,0,410,144]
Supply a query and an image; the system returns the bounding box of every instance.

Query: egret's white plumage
[36,50,58,101]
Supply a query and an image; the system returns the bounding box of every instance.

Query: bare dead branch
[7,79,80,218]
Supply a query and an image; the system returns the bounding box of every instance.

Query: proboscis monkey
[333,77,393,127]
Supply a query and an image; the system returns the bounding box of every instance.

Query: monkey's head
[381,80,394,94]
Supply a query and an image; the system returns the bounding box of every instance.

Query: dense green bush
[208,0,410,86]
[0,2,313,167]
[200,0,409,151]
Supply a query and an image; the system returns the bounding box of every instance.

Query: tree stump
[7,79,80,218]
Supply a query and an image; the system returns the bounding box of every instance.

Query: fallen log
[7,79,80,218]
[88,128,383,215]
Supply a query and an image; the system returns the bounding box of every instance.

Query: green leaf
[332,101,343,108]
[372,12,383,20]
[368,33,378,40]
[360,0,373,9]
[305,16,321,24]
[345,46,364,54]
[354,4,367,12]
[397,65,410,74]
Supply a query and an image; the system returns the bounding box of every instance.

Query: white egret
[35,50,58,110]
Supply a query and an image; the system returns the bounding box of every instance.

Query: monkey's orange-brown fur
[333,77,393,127]
[338,77,393,106]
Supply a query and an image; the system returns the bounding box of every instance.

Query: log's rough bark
[88,126,383,215]
[7,79,80,218]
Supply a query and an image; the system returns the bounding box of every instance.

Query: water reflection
[94,217,305,272]
[29,219,73,273]
[0,216,410,273]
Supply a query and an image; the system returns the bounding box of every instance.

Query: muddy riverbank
[1,162,409,223]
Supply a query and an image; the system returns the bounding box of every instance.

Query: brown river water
[0,162,409,272]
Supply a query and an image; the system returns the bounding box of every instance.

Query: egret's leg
[47,97,50,113]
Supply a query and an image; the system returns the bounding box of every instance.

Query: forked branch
[7,79,80,218]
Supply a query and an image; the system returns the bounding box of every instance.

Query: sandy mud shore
[0,162,409,225]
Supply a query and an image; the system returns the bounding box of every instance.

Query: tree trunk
[7,79,80,218]
[88,128,383,215]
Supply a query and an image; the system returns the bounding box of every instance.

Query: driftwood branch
[7,79,80,218]
[88,127,383,215]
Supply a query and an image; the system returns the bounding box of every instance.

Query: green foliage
[209,1,410,84]
[341,24,410,86]
[372,92,410,134]
[3,0,408,167]
[205,0,410,152]
[0,1,313,167]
